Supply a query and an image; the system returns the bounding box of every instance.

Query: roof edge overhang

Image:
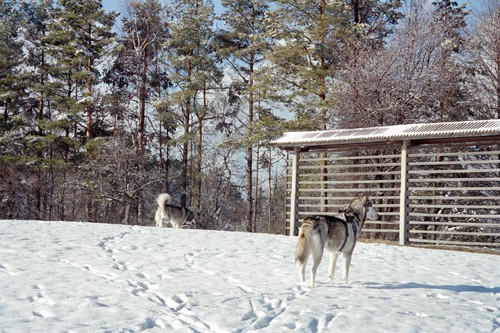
[270,119,500,151]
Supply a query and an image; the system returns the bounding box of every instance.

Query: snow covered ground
[0,220,498,333]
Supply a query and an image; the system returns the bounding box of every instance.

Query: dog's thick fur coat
[155,193,195,229]
[296,195,378,287]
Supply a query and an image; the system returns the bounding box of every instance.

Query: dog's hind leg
[154,210,161,227]
[328,252,340,281]
[296,245,309,283]
[309,238,324,288]
[297,257,307,283]
[342,251,353,284]
[295,228,310,284]
[310,250,323,288]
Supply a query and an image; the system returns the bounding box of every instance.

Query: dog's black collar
[339,221,349,252]
[338,213,362,252]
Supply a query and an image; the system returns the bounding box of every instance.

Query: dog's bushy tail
[156,193,171,207]
[296,217,315,265]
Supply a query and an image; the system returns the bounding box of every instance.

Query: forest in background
[0,0,499,233]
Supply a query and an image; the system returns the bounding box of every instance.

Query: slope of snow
[0,220,498,333]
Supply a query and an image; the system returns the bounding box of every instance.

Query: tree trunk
[60,170,66,220]
[86,57,93,140]
[267,148,272,233]
[86,193,93,222]
[246,57,255,232]
[181,102,190,208]
[195,83,207,227]
[123,198,131,225]
[497,49,500,118]
[181,61,193,208]
[138,52,147,156]
[38,48,45,135]
[254,142,260,233]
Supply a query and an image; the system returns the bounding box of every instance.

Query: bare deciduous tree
[333,0,471,128]
[469,0,500,118]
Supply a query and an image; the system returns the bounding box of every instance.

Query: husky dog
[155,193,195,229]
[296,195,378,288]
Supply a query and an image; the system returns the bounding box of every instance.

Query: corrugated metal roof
[270,119,500,149]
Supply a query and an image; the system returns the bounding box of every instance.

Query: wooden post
[289,147,300,236]
[399,140,409,245]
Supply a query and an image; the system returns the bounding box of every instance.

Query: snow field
[0,220,498,333]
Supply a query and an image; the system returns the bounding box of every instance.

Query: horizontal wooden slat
[408,238,498,246]
[410,204,498,210]
[409,159,500,166]
[297,154,401,162]
[409,221,500,227]
[298,171,402,178]
[298,211,399,216]
[286,189,401,194]
[409,150,500,158]
[292,195,401,201]
[408,168,500,175]
[409,212,500,218]
[364,221,399,225]
[409,177,500,183]
[298,179,400,185]
[298,162,401,170]
[298,188,399,193]
[409,230,499,237]
[363,229,400,233]
[408,195,500,200]
[408,186,500,191]
[295,204,400,210]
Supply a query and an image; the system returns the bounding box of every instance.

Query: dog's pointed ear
[339,206,353,217]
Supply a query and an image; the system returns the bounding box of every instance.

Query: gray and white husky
[155,193,195,229]
[296,195,378,288]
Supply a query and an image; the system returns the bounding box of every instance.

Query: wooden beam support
[399,140,409,245]
[289,147,300,236]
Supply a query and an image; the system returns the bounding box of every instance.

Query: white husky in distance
[296,195,378,288]
[155,193,195,229]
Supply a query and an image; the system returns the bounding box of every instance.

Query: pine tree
[50,0,116,141]
[218,0,269,232]
[0,0,24,131]
[43,0,116,221]
[265,0,353,130]
[22,0,56,136]
[432,0,468,51]
[106,0,168,156]
[166,0,217,208]
[350,0,403,46]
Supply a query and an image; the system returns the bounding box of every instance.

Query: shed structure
[270,119,500,248]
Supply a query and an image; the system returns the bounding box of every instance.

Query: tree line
[0,0,498,233]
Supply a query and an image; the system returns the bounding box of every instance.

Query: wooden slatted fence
[286,144,402,240]
[406,141,500,247]
[285,140,500,248]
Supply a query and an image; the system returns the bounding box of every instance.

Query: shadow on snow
[362,282,499,293]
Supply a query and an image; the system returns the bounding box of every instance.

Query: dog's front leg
[342,251,353,284]
[328,252,340,281]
